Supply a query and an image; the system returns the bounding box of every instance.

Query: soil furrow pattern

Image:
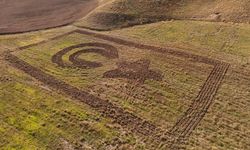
[5,30,230,149]
[5,53,158,136]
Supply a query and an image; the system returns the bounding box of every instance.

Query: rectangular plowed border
[5,29,230,149]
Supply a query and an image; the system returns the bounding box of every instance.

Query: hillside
[75,0,250,30]
[0,0,250,149]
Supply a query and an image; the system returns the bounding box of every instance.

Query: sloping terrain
[75,0,250,30]
[0,0,98,34]
[1,21,249,149]
[110,21,250,149]
[0,0,250,149]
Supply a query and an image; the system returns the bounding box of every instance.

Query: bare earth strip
[4,30,230,149]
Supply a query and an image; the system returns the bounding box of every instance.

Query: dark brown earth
[52,42,119,69]
[0,0,98,34]
[103,59,163,83]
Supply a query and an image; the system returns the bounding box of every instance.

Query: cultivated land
[0,0,250,150]
[0,0,98,34]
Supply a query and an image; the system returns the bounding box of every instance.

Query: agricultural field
[0,0,250,150]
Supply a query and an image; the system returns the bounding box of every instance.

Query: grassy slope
[14,31,210,132]
[75,0,250,30]
[108,20,250,150]
[0,6,250,149]
[0,28,141,150]
[110,20,250,59]
[0,25,208,149]
[0,62,120,149]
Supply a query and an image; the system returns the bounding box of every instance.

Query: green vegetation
[107,20,250,150]
[111,20,250,60]
[0,1,249,148]
[13,31,211,132]
[0,60,137,149]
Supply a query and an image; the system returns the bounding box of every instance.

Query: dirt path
[0,0,98,34]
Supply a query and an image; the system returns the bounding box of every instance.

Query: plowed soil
[0,0,98,34]
[5,53,158,136]
[5,29,230,148]
[103,59,163,83]
[52,42,119,69]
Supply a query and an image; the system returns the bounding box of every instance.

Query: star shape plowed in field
[103,59,163,83]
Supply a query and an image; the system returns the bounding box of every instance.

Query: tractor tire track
[165,63,230,148]
[172,64,223,129]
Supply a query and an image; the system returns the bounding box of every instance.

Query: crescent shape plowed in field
[52,42,119,69]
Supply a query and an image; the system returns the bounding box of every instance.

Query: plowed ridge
[5,30,230,148]
[52,42,118,69]
[5,53,158,136]
[74,30,230,148]
[164,63,230,149]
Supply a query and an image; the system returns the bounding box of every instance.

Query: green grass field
[0,19,249,149]
[109,20,250,150]
[14,31,210,132]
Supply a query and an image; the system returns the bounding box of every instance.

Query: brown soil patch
[103,59,163,83]
[0,76,12,83]
[52,42,118,69]
[0,0,98,34]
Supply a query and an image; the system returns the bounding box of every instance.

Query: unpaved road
[0,0,98,34]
